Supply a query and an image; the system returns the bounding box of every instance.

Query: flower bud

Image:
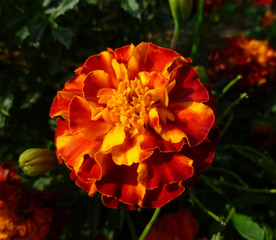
[169,0,193,28]
[19,148,59,176]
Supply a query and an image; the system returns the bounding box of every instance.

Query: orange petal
[111,134,154,166]
[128,43,179,79]
[101,195,138,210]
[169,65,209,103]
[137,152,194,189]
[138,72,167,88]
[69,96,111,140]
[113,44,135,65]
[55,118,102,172]
[83,70,111,103]
[140,183,185,208]
[70,170,98,196]
[160,123,188,143]
[112,59,128,82]
[169,101,215,146]
[76,154,101,182]
[63,74,85,91]
[148,108,162,133]
[81,51,118,89]
[95,154,146,205]
[101,124,126,153]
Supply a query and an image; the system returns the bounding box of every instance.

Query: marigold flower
[50,42,218,209]
[0,163,58,240]
[208,36,276,87]
[145,210,207,240]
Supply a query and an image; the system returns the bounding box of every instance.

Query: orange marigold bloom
[145,210,207,240]
[208,36,276,87]
[0,164,54,240]
[50,42,218,209]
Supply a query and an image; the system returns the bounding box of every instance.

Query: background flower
[145,210,207,240]
[50,42,218,210]
[208,36,276,87]
[0,163,64,240]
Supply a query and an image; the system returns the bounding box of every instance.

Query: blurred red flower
[208,36,276,87]
[50,42,218,210]
[254,0,273,6]
[0,163,63,240]
[260,11,275,26]
[145,210,207,240]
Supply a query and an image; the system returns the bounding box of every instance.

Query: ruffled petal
[128,43,179,79]
[168,102,215,146]
[95,153,146,205]
[70,170,98,196]
[69,96,111,140]
[55,118,102,172]
[113,44,135,65]
[140,183,185,208]
[102,195,138,210]
[169,64,209,102]
[81,51,118,89]
[137,152,194,189]
[83,70,112,103]
[111,134,154,166]
[101,125,126,153]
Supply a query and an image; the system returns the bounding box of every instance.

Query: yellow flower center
[98,75,173,137]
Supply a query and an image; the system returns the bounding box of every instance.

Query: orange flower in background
[0,163,55,240]
[208,36,276,87]
[145,210,207,240]
[50,42,218,209]
[260,11,275,26]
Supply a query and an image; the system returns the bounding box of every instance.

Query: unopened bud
[19,148,59,176]
[169,0,193,28]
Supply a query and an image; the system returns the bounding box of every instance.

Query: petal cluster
[50,42,218,209]
[208,36,276,87]
[0,163,54,240]
[145,210,207,240]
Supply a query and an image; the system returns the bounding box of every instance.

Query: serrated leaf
[232,213,264,240]
[33,176,53,191]
[45,0,79,19]
[15,26,30,46]
[51,25,74,49]
[121,0,141,19]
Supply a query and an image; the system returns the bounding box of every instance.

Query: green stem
[216,75,242,102]
[220,181,276,194]
[219,115,234,139]
[126,211,138,240]
[170,22,180,50]
[139,208,161,240]
[194,197,222,223]
[218,93,248,123]
[191,0,204,60]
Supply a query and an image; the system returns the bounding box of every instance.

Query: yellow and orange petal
[145,210,204,240]
[50,42,218,209]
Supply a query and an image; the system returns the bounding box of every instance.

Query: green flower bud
[169,0,193,28]
[19,148,59,176]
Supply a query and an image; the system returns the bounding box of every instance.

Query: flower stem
[139,208,161,240]
[191,0,204,60]
[216,75,242,102]
[170,22,180,50]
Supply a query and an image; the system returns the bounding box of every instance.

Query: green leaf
[233,145,276,175]
[51,25,74,49]
[232,213,264,240]
[0,93,13,128]
[121,0,141,19]
[33,176,53,191]
[45,0,79,19]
